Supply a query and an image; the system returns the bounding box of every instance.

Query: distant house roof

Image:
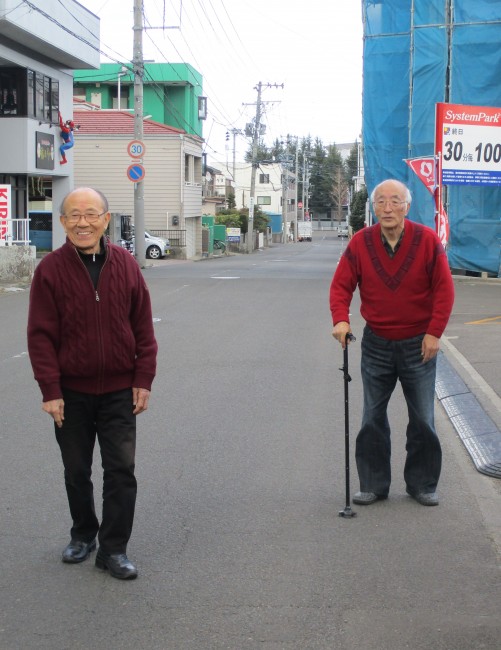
[73,109,188,137]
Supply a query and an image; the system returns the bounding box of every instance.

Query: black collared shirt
[78,248,105,289]
[381,229,405,258]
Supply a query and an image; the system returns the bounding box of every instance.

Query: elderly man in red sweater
[330,179,454,507]
[27,187,158,578]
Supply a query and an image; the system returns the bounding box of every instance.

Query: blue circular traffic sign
[127,163,145,183]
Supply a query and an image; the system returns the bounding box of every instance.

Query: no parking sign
[127,163,145,183]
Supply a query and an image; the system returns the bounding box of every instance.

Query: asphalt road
[0,234,500,649]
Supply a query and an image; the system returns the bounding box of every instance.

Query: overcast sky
[79,0,363,165]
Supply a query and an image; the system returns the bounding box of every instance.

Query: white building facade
[0,0,100,250]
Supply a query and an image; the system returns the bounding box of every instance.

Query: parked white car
[144,231,170,259]
[119,230,170,259]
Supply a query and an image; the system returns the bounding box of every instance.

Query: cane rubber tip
[339,507,357,518]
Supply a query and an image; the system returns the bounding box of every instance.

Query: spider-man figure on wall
[59,112,79,165]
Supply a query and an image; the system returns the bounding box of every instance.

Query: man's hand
[332,321,352,348]
[421,334,440,363]
[132,387,151,415]
[42,399,65,428]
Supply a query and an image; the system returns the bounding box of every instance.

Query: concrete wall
[0,246,36,282]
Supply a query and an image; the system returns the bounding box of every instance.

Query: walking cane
[339,332,357,518]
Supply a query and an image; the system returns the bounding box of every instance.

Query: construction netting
[362,0,501,274]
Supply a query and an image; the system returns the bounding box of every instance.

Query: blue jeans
[356,326,441,496]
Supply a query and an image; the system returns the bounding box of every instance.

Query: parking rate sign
[435,102,501,186]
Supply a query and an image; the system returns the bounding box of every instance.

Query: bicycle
[213,239,227,254]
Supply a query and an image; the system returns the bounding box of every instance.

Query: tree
[349,186,368,232]
[227,190,236,209]
[215,206,269,233]
[215,211,241,229]
[238,206,269,233]
[309,139,349,217]
[345,141,360,188]
[331,164,349,223]
[309,138,333,214]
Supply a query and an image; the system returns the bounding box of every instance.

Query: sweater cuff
[40,382,63,403]
[132,372,155,392]
[426,326,444,339]
[332,313,350,326]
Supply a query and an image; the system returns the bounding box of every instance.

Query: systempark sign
[435,102,501,186]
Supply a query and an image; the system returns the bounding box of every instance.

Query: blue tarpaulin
[362,0,501,274]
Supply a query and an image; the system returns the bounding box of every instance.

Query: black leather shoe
[62,539,96,563]
[95,549,138,580]
[406,488,439,506]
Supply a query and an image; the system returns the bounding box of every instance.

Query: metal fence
[0,219,30,245]
[149,229,186,247]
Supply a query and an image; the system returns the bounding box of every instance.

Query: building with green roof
[73,62,206,138]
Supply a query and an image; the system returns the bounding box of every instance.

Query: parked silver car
[119,230,170,259]
[144,230,170,259]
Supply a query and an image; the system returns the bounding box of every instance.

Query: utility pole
[304,159,310,220]
[247,82,262,254]
[294,137,299,238]
[301,156,306,218]
[133,0,145,266]
[231,128,240,182]
[281,161,287,243]
[280,150,294,244]
[246,81,283,253]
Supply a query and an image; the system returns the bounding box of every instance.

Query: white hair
[370,179,412,204]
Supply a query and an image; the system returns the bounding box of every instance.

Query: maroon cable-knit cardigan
[330,220,455,340]
[27,237,158,402]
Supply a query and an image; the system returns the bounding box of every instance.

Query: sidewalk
[437,276,501,478]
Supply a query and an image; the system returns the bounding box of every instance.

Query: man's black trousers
[55,388,137,554]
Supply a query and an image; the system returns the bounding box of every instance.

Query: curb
[436,352,501,478]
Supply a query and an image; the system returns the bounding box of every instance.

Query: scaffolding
[362,0,501,274]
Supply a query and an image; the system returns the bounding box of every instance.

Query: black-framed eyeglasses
[63,211,107,223]
[373,199,408,209]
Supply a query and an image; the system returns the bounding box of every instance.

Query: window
[0,67,25,116]
[259,174,270,184]
[198,96,207,120]
[257,196,271,205]
[185,154,198,184]
[194,156,202,184]
[35,73,44,120]
[50,80,59,123]
[0,67,59,122]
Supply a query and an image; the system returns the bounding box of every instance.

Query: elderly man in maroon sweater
[330,179,454,507]
[27,187,158,579]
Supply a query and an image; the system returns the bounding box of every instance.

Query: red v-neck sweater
[330,220,455,340]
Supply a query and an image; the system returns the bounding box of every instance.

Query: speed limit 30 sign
[127,140,146,158]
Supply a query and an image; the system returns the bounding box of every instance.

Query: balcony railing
[0,219,30,245]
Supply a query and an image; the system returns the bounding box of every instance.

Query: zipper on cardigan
[95,290,100,301]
